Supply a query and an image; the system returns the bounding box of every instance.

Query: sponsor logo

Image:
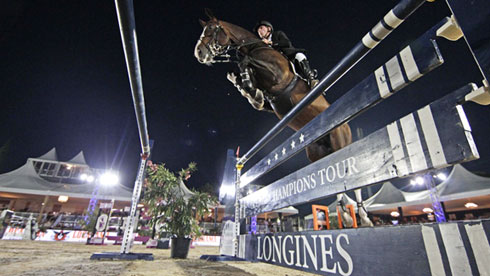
[54,230,70,241]
[256,233,353,275]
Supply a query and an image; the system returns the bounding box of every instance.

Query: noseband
[199,24,232,62]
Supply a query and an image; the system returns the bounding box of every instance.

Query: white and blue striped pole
[238,0,427,166]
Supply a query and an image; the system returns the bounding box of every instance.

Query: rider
[253,20,318,87]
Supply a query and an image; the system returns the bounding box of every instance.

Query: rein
[201,22,265,63]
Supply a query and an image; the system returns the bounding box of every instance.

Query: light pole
[411,173,447,223]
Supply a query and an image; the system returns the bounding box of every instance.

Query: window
[33,161,43,173]
[40,162,57,176]
[56,164,73,178]
[71,167,81,179]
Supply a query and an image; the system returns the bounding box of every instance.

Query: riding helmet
[253,20,274,34]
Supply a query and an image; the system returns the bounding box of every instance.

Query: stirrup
[311,69,318,79]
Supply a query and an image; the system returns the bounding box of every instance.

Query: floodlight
[80,173,88,181]
[87,175,95,183]
[436,173,447,181]
[100,171,119,186]
[390,211,400,217]
[465,202,478,209]
[415,176,424,185]
[423,207,433,213]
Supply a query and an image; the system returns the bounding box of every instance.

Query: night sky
[1,0,489,194]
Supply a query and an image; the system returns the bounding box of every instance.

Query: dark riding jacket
[269,30,305,60]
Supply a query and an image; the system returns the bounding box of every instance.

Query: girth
[266,75,299,116]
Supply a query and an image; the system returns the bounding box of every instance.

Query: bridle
[198,23,233,62]
[199,22,262,63]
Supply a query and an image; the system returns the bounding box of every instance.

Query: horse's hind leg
[305,123,352,162]
[329,123,352,151]
[306,135,333,162]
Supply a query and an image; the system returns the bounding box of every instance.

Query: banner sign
[1,227,140,244]
[240,220,490,276]
[192,235,220,246]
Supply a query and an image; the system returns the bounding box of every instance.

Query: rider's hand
[262,38,272,45]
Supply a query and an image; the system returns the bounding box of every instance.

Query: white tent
[438,164,490,201]
[365,165,490,214]
[36,147,58,161]
[305,194,357,220]
[366,182,432,212]
[67,151,88,165]
[177,178,195,200]
[258,206,299,219]
[0,150,132,201]
[327,193,358,216]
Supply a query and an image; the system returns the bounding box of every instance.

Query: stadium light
[100,171,119,186]
[415,176,424,185]
[436,173,447,181]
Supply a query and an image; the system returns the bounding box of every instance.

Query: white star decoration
[282,148,286,155]
[299,133,305,143]
[274,153,278,160]
[267,159,271,166]
[291,140,296,149]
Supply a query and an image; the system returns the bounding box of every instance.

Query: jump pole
[91,0,152,261]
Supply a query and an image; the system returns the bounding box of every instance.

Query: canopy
[0,156,132,201]
[35,147,58,161]
[67,151,88,165]
[365,165,490,214]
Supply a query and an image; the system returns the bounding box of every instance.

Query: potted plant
[143,161,217,258]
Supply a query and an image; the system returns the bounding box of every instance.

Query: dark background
[1,0,488,194]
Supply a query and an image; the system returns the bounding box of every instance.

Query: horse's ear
[204,8,216,20]
[199,19,206,27]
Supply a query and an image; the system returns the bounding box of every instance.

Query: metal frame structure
[91,0,153,261]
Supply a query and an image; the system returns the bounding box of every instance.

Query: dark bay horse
[194,14,351,162]
[194,13,370,227]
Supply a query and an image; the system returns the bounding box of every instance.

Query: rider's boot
[299,59,319,88]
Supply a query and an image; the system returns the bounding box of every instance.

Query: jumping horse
[194,11,372,227]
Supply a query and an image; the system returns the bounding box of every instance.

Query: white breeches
[294,52,307,62]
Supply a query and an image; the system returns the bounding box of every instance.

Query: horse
[194,11,372,227]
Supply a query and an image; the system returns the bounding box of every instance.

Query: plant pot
[170,237,192,258]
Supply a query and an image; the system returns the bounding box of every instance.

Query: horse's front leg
[227,72,273,112]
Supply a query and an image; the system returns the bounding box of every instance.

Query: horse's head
[194,10,233,65]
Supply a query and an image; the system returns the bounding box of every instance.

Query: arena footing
[90,252,154,261]
[200,255,247,262]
